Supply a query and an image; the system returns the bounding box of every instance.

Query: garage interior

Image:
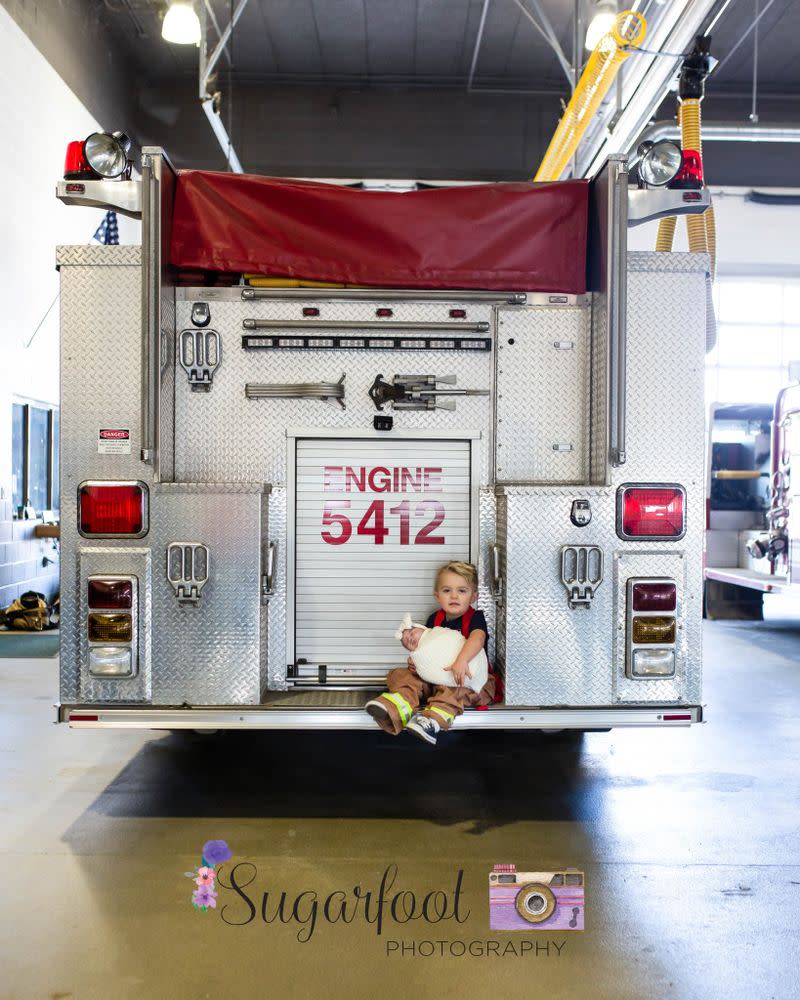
[2,0,800,997]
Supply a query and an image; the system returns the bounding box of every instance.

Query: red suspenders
[433,605,474,636]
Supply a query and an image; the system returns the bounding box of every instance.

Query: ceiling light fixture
[585,0,617,51]
[162,1,201,45]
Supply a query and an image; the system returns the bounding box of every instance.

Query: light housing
[162,1,201,44]
[631,581,677,612]
[585,0,617,50]
[631,649,675,677]
[617,484,686,540]
[88,579,133,609]
[632,616,676,644]
[84,131,132,179]
[79,482,149,537]
[637,140,684,187]
[88,646,134,677]
[88,613,133,643]
[670,149,705,189]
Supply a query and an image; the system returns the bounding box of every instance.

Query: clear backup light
[79,482,148,537]
[631,649,675,677]
[637,140,684,187]
[89,646,133,677]
[618,485,685,540]
[83,131,132,179]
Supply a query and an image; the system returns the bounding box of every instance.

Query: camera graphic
[489,864,585,931]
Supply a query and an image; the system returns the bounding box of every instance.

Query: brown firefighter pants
[372,667,496,735]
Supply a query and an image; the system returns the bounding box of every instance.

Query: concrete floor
[1,616,799,1000]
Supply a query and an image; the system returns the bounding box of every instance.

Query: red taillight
[670,149,704,189]
[632,582,677,612]
[79,483,147,536]
[376,308,393,318]
[63,140,96,180]
[619,486,685,539]
[88,579,133,609]
[302,307,320,317]
[449,309,467,318]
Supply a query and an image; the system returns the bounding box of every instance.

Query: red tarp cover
[170,170,589,293]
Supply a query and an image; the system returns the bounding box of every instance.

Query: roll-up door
[293,437,473,677]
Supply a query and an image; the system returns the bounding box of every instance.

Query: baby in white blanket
[395,612,489,694]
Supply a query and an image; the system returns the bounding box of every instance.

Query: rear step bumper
[58,704,704,729]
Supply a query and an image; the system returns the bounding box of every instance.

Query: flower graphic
[194,866,216,887]
[185,840,232,914]
[192,885,218,910]
[202,840,233,867]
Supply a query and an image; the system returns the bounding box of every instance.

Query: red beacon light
[618,485,686,540]
[63,131,133,181]
[79,482,148,537]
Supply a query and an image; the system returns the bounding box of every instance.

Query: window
[11,400,59,516]
[706,278,800,406]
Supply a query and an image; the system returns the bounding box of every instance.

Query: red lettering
[321,501,352,544]
[423,468,442,493]
[323,467,343,491]
[357,500,389,543]
[389,501,410,545]
[415,501,445,544]
[400,468,423,492]
[345,466,366,492]
[367,467,392,493]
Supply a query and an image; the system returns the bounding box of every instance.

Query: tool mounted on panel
[245,374,346,408]
[368,374,489,412]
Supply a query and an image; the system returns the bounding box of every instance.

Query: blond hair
[435,560,478,592]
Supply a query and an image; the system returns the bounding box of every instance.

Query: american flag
[92,210,119,245]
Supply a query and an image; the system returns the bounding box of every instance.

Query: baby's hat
[394,612,427,640]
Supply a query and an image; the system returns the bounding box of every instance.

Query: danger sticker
[98,428,131,454]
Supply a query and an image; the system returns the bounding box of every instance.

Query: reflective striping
[295,437,472,668]
[383,692,414,726]
[429,705,456,724]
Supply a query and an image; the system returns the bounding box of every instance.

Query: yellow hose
[705,201,717,280]
[534,11,647,181]
[656,215,677,252]
[681,99,708,255]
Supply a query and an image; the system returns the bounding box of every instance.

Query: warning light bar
[241,334,491,352]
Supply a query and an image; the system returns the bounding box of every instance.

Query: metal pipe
[467,0,492,91]
[201,98,244,173]
[714,0,779,75]
[242,288,527,303]
[242,319,491,332]
[631,120,800,164]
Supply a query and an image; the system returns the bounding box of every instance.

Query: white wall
[0,5,140,494]
[629,186,800,276]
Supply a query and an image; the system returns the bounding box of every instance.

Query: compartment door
[291,436,475,681]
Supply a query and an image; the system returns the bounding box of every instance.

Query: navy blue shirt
[425,608,489,647]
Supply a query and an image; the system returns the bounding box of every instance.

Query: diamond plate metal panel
[76,548,152,703]
[149,483,269,705]
[499,488,615,706]
[478,487,497,663]
[59,254,151,702]
[495,306,590,483]
[612,551,692,704]
[173,298,495,487]
[590,291,609,485]
[614,252,706,702]
[628,251,709,274]
[56,245,142,267]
